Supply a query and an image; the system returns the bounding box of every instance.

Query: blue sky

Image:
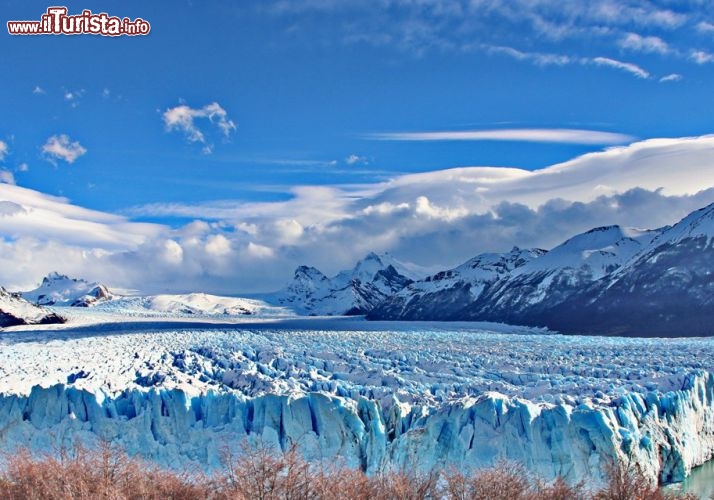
[1,0,714,292]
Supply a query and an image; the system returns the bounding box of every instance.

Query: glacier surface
[0,314,713,485]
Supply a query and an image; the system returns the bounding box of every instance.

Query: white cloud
[42,135,87,165]
[251,158,340,168]
[101,88,111,98]
[246,242,274,259]
[659,73,682,83]
[17,163,29,172]
[32,85,45,95]
[0,183,160,249]
[161,240,184,265]
[63,88,85,108]
[267,0,693,72]
[3,135,714,294]
[205,234,231,256]
[0,201,25,217]
[590,57,650,79]
[619,33,669,54]
[696,21,714,33]
[0,171,15,185]
[163,102,237,152]
[484,45,656,80]
[690,50,714,64]
[370,128,634,145]
[484,45,571,66]
[0,141,8,161]
[415,196,467,221]
[272,219,304,243]
[345,154,369,165]
[362,202,410,216]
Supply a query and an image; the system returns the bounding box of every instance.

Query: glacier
[0,315,713,486]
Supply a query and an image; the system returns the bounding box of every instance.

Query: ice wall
[1,370,713,485]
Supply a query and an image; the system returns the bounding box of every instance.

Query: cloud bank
[2,135,714,294]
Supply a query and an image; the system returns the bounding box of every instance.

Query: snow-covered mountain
[271,215,698,330]
[92,292,287,318]
[270,252,416,315]
[0,287,64,327]
[460,225,662,325]
[370,247,545,320]
[542,203,714,336]
[20,273,290,320]
[22,272,112,307]
[366,202,714,337]
[370,225,661,323]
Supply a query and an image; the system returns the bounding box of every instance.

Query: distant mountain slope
[22,272,112,307]
[369,247,545,320]
[370,202,714,337]
[0,288,64,327]
[92,292,285,318]
[540,203,714,336]
[461,225,662,324]
[270,252,416,315]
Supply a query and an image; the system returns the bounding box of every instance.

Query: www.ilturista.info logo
[7,7,150,36]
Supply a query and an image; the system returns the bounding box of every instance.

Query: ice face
[0,316,713,485]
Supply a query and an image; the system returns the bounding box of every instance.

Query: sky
[1,0,714,293]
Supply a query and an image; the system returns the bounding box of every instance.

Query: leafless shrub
[443,460,532,500]
[0,443,210,500]
[530,476,589,500]
[0,443,700,500]
[217,439,315,500]
[593,460,698,500]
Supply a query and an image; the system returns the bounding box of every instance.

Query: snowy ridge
[91,293,291,318]
[459,224,663,321]
[651,202,714,246]
[512,225,659,279]
[22,272,112,307]
[20,274,288,320]
[538,201,714,336]
[370,223,658,322]
[332,252,424,286]
[370,247,544,320]
[270,253,416,315]
[0,288,64,327]
[0,321,712,484]
[372,202,714,336]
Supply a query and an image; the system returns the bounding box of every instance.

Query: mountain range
[368,202,714,336]
[4,201,714,336]
[272,201,714,337]
[266,252,420,315]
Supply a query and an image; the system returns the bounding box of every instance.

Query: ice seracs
[0,321,712,485]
